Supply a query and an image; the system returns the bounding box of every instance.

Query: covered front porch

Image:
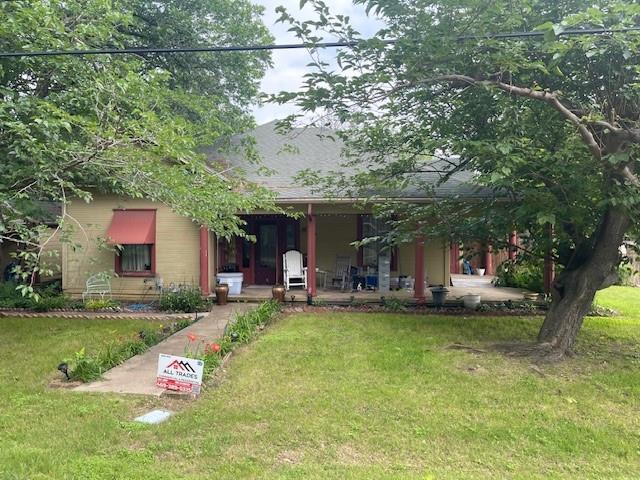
[222,274,530,304]
[209,205,448,302]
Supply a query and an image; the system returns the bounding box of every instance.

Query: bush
[0,281,68,311]
[383,297,409,312]
[617,263,638,287]
[32,294,68,312]
[84,298,120,311]
[0,282,34,308]
[493,259,544,294]
[159,286,208,313]
[69,348,103,382]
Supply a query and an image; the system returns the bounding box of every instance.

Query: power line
[0,27,638,58]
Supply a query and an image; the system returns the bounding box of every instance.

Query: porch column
[508,231,518,261]
[414,236,426,302]
[199,226,209,295]
[544,224,555,295]
[306,204,317,297]
[450,242,460,274]
[483,244,494,275]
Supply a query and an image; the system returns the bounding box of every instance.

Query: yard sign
[156,354,204,394]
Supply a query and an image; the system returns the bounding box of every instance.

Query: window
[285,223,297,251]
[358,215,398,271]
[116,244,154,276]
[120,245,152,272]
[106,209,156,276]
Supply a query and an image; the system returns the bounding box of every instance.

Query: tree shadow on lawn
[324,312,639,369]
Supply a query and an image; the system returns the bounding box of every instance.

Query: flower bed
[59,316,199,383]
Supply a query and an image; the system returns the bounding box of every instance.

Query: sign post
[156,354,204,394]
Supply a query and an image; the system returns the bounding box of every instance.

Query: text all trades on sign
[156,353,204,394]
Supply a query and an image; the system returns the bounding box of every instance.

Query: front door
[254,222,278,285]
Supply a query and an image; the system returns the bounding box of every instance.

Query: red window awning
[106,209,156,245]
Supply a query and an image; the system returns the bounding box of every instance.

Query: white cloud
[251,0,384,124]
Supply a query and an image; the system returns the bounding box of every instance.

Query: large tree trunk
[537,207,630,358]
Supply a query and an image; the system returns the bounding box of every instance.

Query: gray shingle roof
[207,120,492,202]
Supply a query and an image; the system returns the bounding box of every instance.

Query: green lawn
[1,287,639,479]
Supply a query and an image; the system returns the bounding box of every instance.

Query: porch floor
[221,274,531,304]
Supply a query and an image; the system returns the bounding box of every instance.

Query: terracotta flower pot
[215,284,229,305]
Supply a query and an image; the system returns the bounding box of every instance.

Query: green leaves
[274,0,640,271]
[1,0,278,286]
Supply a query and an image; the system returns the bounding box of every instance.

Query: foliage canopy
[0,0,278,284]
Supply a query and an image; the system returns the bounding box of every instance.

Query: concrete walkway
[74,303,254,396]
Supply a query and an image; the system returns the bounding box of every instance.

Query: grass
[1,287,639,478]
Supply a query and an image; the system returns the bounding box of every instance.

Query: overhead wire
[0,27,638,58]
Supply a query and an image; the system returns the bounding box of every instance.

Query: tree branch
[431,75,604,160]
[621,166,640,187]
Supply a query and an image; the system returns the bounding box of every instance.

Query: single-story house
[61,121,500,301]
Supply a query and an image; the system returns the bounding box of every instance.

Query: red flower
[187,332,196,342]
[211,343,221,353]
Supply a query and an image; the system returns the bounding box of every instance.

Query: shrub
[493,259,545,294]
[616,263,638,287]
[0,282,34,308]
[84,298,120,311]
[0,281,67,311]
[69,348,103,382]
[32,294,68,312]
[383,297,409,312]
[159,286,208,313]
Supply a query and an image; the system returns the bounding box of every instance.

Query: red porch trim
[450,242,460,274]
[414,236,426,302]
[483,244,494,275]
[199,226,209,295]
[307,204,317,296]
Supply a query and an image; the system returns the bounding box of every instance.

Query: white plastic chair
[282,250,307,291]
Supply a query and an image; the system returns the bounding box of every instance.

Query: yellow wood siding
[398,239,450,287]
[315,215,359,273]
[39,228,63,280]
[63,196,201,299]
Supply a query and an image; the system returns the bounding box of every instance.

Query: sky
[251,0,384,125]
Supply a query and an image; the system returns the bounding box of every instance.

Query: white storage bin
[216,272,243,295]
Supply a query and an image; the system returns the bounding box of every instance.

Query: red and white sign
[156,354,204,394]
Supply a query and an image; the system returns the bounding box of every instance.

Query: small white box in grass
[134,409,173,425]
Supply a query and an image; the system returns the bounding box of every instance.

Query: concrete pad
[74,303,254,396]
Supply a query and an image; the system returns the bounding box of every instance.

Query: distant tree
[275,0,640,359]
[0,0,278,288]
